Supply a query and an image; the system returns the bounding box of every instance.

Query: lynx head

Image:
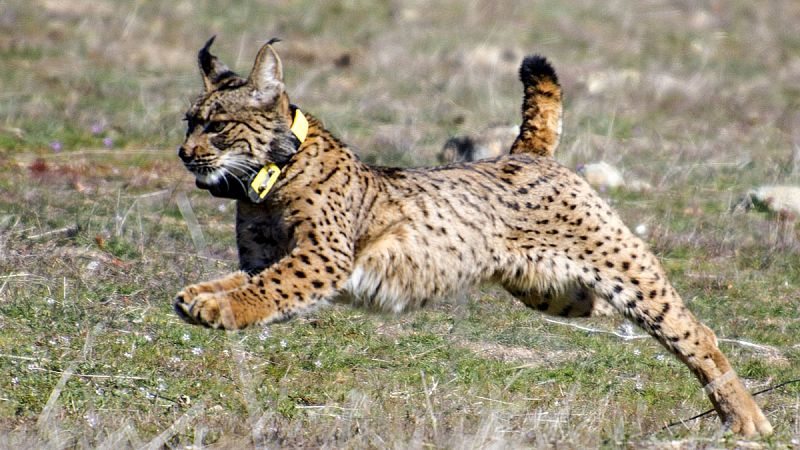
[178,37,298,198]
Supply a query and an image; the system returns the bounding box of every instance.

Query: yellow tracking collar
[249,163,282,201]
[290,108,309,143]
[248,108,308,201]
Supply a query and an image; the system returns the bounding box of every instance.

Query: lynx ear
[248,38,283,92]
[198,36,234,91]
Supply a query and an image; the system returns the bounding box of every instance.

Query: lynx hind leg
[573,235,772,435]
[506,282,613,317]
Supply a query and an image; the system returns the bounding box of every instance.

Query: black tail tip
[519,55,558,85]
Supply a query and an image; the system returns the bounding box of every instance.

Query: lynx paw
[725,407,773,437]
[174,285,201,304]
[174,291,237,329]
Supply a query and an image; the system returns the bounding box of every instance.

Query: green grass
[1,0,799,447]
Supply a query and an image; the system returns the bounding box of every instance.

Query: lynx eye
[204,121,227,134]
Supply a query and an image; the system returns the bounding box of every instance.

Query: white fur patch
[344,265,412,313]
[196,171,222,185]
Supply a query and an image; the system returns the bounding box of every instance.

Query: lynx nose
[177,146,193,163]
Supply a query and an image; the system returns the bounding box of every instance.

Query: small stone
[439,125,519,163]
[579,162,625,189]
[743,185,800,219]
[627,179,653,193]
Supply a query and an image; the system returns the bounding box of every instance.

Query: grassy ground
[1,0,799,447]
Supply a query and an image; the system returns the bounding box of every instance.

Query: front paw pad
[173,292,235,329]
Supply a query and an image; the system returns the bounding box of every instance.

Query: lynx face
[178,37,297,198]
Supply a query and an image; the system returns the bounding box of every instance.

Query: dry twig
[542,317,783,355]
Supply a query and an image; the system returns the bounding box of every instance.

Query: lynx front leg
[175,271,249,302]
[174,229,354,329]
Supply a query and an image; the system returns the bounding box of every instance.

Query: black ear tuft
[198,36,238,91]
[198,35,217,74]
[519,55,559,86]
[266,37,282,46]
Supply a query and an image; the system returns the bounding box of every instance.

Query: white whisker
[219,166,249,196]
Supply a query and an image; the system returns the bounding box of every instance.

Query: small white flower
[632,348,641,356]
[46,297,56,305]
[182,333,191,342]
[95,387,105,396]
[279,339,287,348]
[191,347,203,356]
[123,352,133,359]
[258,330,270,341]
[617,322,635,337]
[84,412,99,427]
[143,334,153,342]
[634,223,648,236]
[158,382,167,392]
[11,377,19,385]
[222,349,230,356]
[313,360,322,368]
[170,356,182,364]
[654,354,666,362]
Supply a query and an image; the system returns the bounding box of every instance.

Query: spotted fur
[173,38,772,436]
[510,56,562,157]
